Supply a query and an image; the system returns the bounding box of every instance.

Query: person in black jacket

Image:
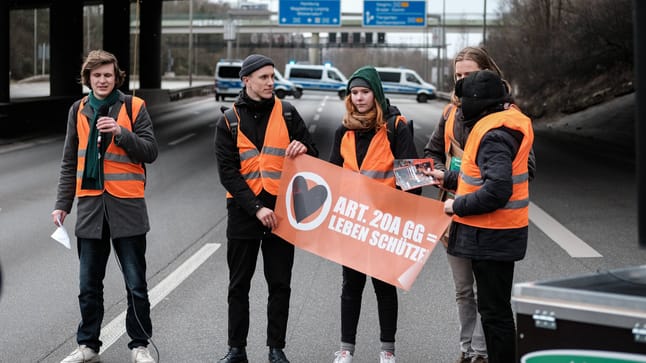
[214,54,318,363]
[429,70,534,363]
[423,46,536,363]
[328,66,419,363]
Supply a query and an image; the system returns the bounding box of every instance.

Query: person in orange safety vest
[429,70,534,363]
[52,50,158,363]
[214,54,318,363]
[328,66,420,363]
[423,46,537,363]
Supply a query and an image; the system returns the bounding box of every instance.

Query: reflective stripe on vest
[76,97,146,198]
[340,126,396,187]
[453,107,534,229]
[226,98,290,198]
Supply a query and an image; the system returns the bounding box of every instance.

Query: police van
[284,63,348,100]
[214,59,303,101]
[375,67,437,103]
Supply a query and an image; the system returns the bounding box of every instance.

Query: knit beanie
[239,54,274,78]
[455,70,509,123]
[348,77,371,90]
[346,66,388,112]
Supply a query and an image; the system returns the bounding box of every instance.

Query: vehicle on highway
[375,67,437,103]
[275,69,303,99]
[284,63,348,100]
[214,59,302,101]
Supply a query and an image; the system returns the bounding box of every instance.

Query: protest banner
[273,155,452,290]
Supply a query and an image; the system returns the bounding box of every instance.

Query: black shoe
[268,348,290,363]
[218,347,248,363]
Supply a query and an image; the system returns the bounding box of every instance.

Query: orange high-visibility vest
[76,97,146,198]
[442,104,458,155]
[226,99,290,198]
[453,107,534,229]
[341,125,396,187]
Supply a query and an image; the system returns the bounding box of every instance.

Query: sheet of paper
[51,216,71,249]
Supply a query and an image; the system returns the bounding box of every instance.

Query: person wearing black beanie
[454,70,511,126]
[428,68,535,363]
[239,54,275,79]
[214,53,319,363]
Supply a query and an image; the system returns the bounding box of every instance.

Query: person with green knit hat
[328,66,420,363]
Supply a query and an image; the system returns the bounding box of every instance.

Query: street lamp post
[441,0,446,91]
[483,0,487,46]
[188,0,193,85]
[34,9,37,76]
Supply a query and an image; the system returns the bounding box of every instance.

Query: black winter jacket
[424,105,536,179]
[214,90,318,239]
[438,108,532,261]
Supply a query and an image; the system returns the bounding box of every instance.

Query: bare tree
[486,0,633,119]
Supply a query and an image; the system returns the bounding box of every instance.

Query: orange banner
[273,155,452,290]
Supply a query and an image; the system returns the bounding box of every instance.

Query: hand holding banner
[273,155,452,290]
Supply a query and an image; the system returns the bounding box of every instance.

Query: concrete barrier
[1,84,213,139]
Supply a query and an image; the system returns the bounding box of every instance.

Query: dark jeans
[76,226,152,352]
[227,234,294,348]
[340,266,398,345]
[472,259,516,363]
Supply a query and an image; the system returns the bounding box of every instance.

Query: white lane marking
[99,242,221,350]
[0,136,63,154]
[313,114,320,121]
[308,124,317,134]
[168,132,196,146]
[529,202,602,258]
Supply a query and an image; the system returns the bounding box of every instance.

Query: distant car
[214,59,302,101]
[284,63,348,100]
[275,69,302,99]
[214,59,243,101]
[375,67,437,103]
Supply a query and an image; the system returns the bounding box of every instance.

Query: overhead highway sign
[279,0,341,26]
[363,0,427,27]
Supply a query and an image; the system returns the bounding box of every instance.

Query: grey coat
[54,91,158,239]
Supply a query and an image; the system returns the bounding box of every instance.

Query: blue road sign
[363,0,427,27]
[279,0,341,26]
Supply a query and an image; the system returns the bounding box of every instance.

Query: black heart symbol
[292,175,327,223]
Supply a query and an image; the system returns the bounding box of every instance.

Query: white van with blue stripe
[376,67,437,103]
[284,63,348,100]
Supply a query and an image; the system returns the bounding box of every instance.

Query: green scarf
[81,90,119,190]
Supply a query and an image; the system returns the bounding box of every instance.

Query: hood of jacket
[346,66,389,113]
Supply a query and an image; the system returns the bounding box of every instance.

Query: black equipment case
[512,265,646,362]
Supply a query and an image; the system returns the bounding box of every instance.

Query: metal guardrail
[168,84,214,101]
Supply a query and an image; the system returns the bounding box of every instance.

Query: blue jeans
[76,227,152,352]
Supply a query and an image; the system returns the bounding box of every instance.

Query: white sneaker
[60,345,100,363]
[131,346,155,363]
[379,351,396,363]
[333,350,353,363]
